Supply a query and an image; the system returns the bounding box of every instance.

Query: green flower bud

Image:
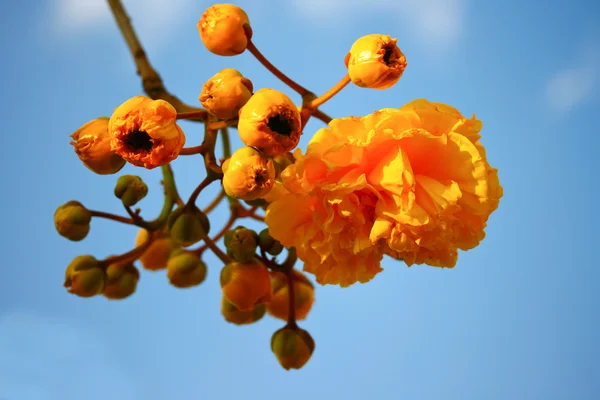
[224,226,259,263]
[54,201,92,241]
[166,250,207,288]
[102,262,140,300]
[114,175,148,207]
[168,206,211,247]
[258,228,283,256]
[64,255,106,298]
[221,296,266,325]
[271,326,315,370]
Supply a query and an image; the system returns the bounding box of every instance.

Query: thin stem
[207,119,238,130]
[246,39,311,97]
[106,0,203,114]
[100,236,153,267]
[221,127,232,158]
[180,145,205,155]
[285,270,297,328]
[177,110,208,120]
[193,212,236,256]
[202,234,232,264]
[308,74,351,109]
[201,122,223,177]
[144,164,177,231]
[202,190,226,214]
[124,205,147,226]
[89,210,134,225]
[313,109,332,125]
[187,176,216,207]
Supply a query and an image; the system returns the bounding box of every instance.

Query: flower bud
[258,228,283,256]
[109,96,186,169]
[135,228,177,271]
[237,89,301,157]
[198,4,251,56]
[200,68,253,120]
[54,201,92,241]
[220,261,271,311]
[224,226,259,263]
[267,270,315,321]
[221,296,266,325]
[168,206,211,247]
[166,250,208,288]
[102,262,140,300]
[271,326,315,370]
[70,117,126,175]
[344,34,407,90]
[64,255,106,298]
[222,146,276,201]
[114,175,148,207]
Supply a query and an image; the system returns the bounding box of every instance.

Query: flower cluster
[56,2,502,371]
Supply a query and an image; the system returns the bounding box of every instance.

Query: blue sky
[2,0,600,399]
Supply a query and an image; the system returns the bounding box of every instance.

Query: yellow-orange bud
[222,146,275,201]
[271,326,315,370]
[70,117,126,174]
[267,270,315,321]
[135,228,177,271]
[237,89,301,157]
[102,262,140,300]
[345,34,407,90]
[220,261,272,311]
[109,96,186,169]
[64,255,106,298]
[200,68,253,120]
[166,250,207,288]
[221,296,266,325]
[198,4,251,56]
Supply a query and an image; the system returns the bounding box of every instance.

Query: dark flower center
[255,170,267,186]
[124,130,153,152]
[383,46,395,65]
[267,115,293,136]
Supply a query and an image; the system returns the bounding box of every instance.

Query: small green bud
[243,198,268,210]
[102,262,140,300]
[166,250,207,288]
[258,228,283,256]
[64,255,106,298]
[114,175,148,207]
[271,326,315,370]
[224,226,259,263]
[168,206,211,247]
[54,201,92,241]
[221,297,266,325]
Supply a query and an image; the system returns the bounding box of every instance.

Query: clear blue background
[2,0,599,399]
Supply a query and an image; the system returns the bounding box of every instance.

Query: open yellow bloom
[222,146,276,201]
[200,68,253,120]
[265,99,502,287]
[198,4,251,56]
[109,96,186,169]
[345,34,407,90]
[70,117,126,174]
[237,88,302,157]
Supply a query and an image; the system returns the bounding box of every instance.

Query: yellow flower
[222,146,276,201]
[265,99,502,286]
[135,228,177,271]
[198,4,251,56]
[70,117,126,174]
[237,88,302,157]
[109,96,186,169]
[200,68,253,120]
[267,270,315,321]
[344,34,407,90]
[221,296,266,325]
[220,261,272,311]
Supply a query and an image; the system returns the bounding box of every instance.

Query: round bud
[168,206,211,247]
[102,262,140,300]
[166,250,208,288]
[220,261,272,311]
[114,175,148,207]
[135,228,177,271]
[70,117,126,175]
[198,4,251,56]
[258,228,283,256]
[54,200,92,241]
[222,146,276,201]
[64,255,106,298]
[271,326,315,370]
[200,68,253,120]
[224,226,259,263]
[267,270,315,321]
[221,296,266,325]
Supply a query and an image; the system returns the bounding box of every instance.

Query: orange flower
[70,117,126,175]
[200,68,253,119]
[109,96,186,169]
[135,228,177,271]
[265,99,502,286]
[222,146,276,201]
[198,4,251,56]
[267,270,315,321]
[220,261,272,311]
[237,88,301,157]
[344,34,407,90]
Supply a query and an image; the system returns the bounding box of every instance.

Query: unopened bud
[220,261,271,311]
[224,226,259,263]
[258,228,283,256]
[54,201,92,241]
[166,250,208,288]
[221,296,266,325]
[271,326,315,370]
[168,206,211,247]
[114,175,148,207]
[64,255,106,298]
[102,262,140,300]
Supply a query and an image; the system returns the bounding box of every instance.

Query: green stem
[145,164,177,231]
